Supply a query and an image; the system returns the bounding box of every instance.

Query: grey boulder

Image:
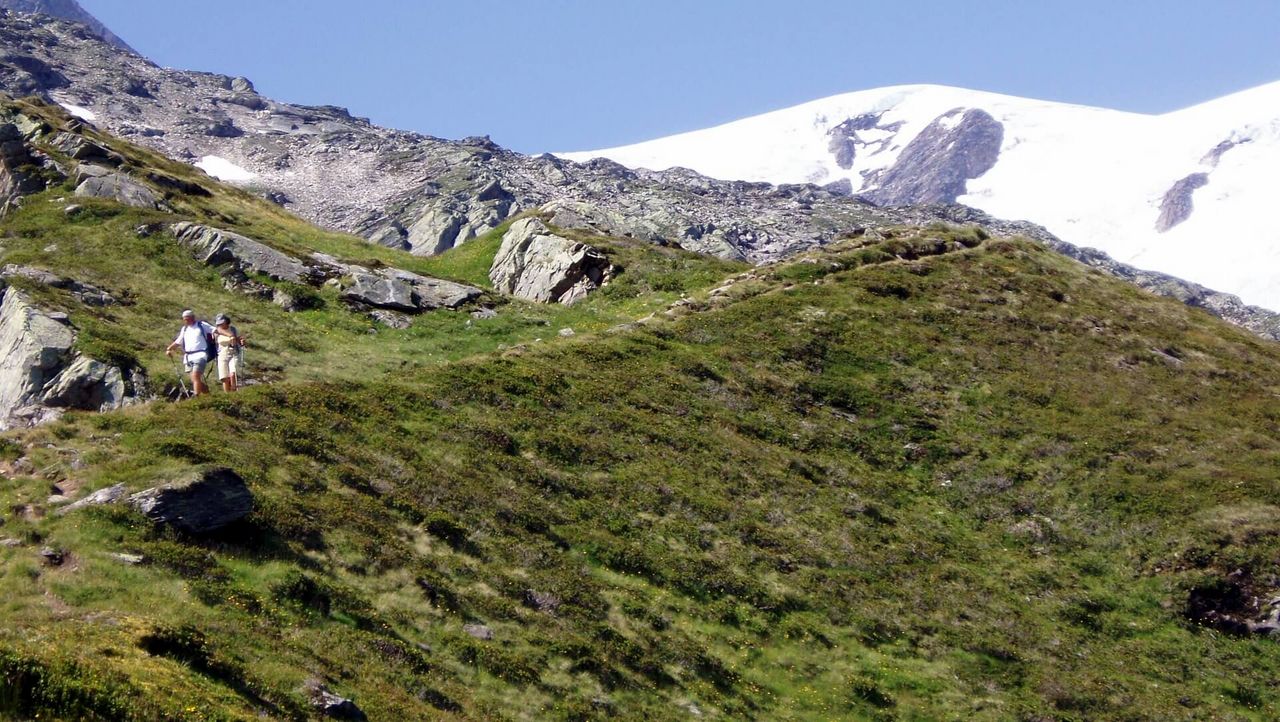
[171,222,313,284]
[40,355,126,411]
[343,271,416,311]
[128,467,253,535]
[74,172,160,209]
[0,288,75,426]
[489,218,613,305]
[369,309,412,329]
[313,252,481,313]
[341,269,481,312]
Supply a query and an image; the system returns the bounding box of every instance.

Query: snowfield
[56,101,96,122]
[561,81,1280,310]
[195,155,257,183]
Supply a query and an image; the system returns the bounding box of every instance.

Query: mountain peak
[0,0,134,53]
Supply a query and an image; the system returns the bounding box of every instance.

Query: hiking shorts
[184,351,209,373]
[218,350,242,380]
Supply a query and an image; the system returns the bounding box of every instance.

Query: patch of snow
[935,111,964,131]
[195,156,256,183]
[57,102,96,122]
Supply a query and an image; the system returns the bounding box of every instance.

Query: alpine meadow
[1,3,1279,721]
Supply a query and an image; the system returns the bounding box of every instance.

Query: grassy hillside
[2,98,1280,720]
[0,97,742,392]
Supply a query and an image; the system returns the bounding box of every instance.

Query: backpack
[204,325,219,361]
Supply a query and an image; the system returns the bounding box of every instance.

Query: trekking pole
[173,355,191,401]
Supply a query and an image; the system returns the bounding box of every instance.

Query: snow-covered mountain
[561,83,1280,310]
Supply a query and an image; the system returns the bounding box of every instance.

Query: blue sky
[84,0,1280,153]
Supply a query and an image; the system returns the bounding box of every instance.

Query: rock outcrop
[862,108,1004,206]
[1155,172,1209,232]
[55,482,126,515]
[304,680,367,721]
[0,286,74,421]
[400,180,517,255]
[340,267,480,312]
[128,467,253,535]
[490,218,613,305]
[826,112,904,170]
[0,287,140,429]
[0,117,48,215]
[74,171,160,209]
[1,263,116,305]
[171,222,314,284]
[39,354,124,409]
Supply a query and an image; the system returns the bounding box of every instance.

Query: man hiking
[165,309,215,396]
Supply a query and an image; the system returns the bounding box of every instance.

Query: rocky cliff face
[0,12,1276,341]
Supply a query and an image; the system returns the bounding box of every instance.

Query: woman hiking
[164,309,215,396]
[213,314,246,392]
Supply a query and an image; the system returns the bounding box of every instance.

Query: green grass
[414,220,513,289]
[2,230,1279,719]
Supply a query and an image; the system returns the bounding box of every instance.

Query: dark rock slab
[128,467,252,534]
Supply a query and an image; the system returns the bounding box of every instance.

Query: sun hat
[215,314,230,324]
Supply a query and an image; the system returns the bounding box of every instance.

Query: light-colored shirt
[174,321,214,354]
[216,326,242,351]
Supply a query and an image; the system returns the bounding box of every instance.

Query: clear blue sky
[83,0,1280,153]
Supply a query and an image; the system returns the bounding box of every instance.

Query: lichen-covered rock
[128,467,253,535]
[342,271,416,311]
[171,222,313,284]
[489,218,613,305]
[369,309,411,329]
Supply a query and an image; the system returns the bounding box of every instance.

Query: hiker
[213,313,246,392]
[165,309,215,396]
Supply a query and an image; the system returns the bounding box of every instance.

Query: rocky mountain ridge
[0,10,1277,340]
[0,0,132,52]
